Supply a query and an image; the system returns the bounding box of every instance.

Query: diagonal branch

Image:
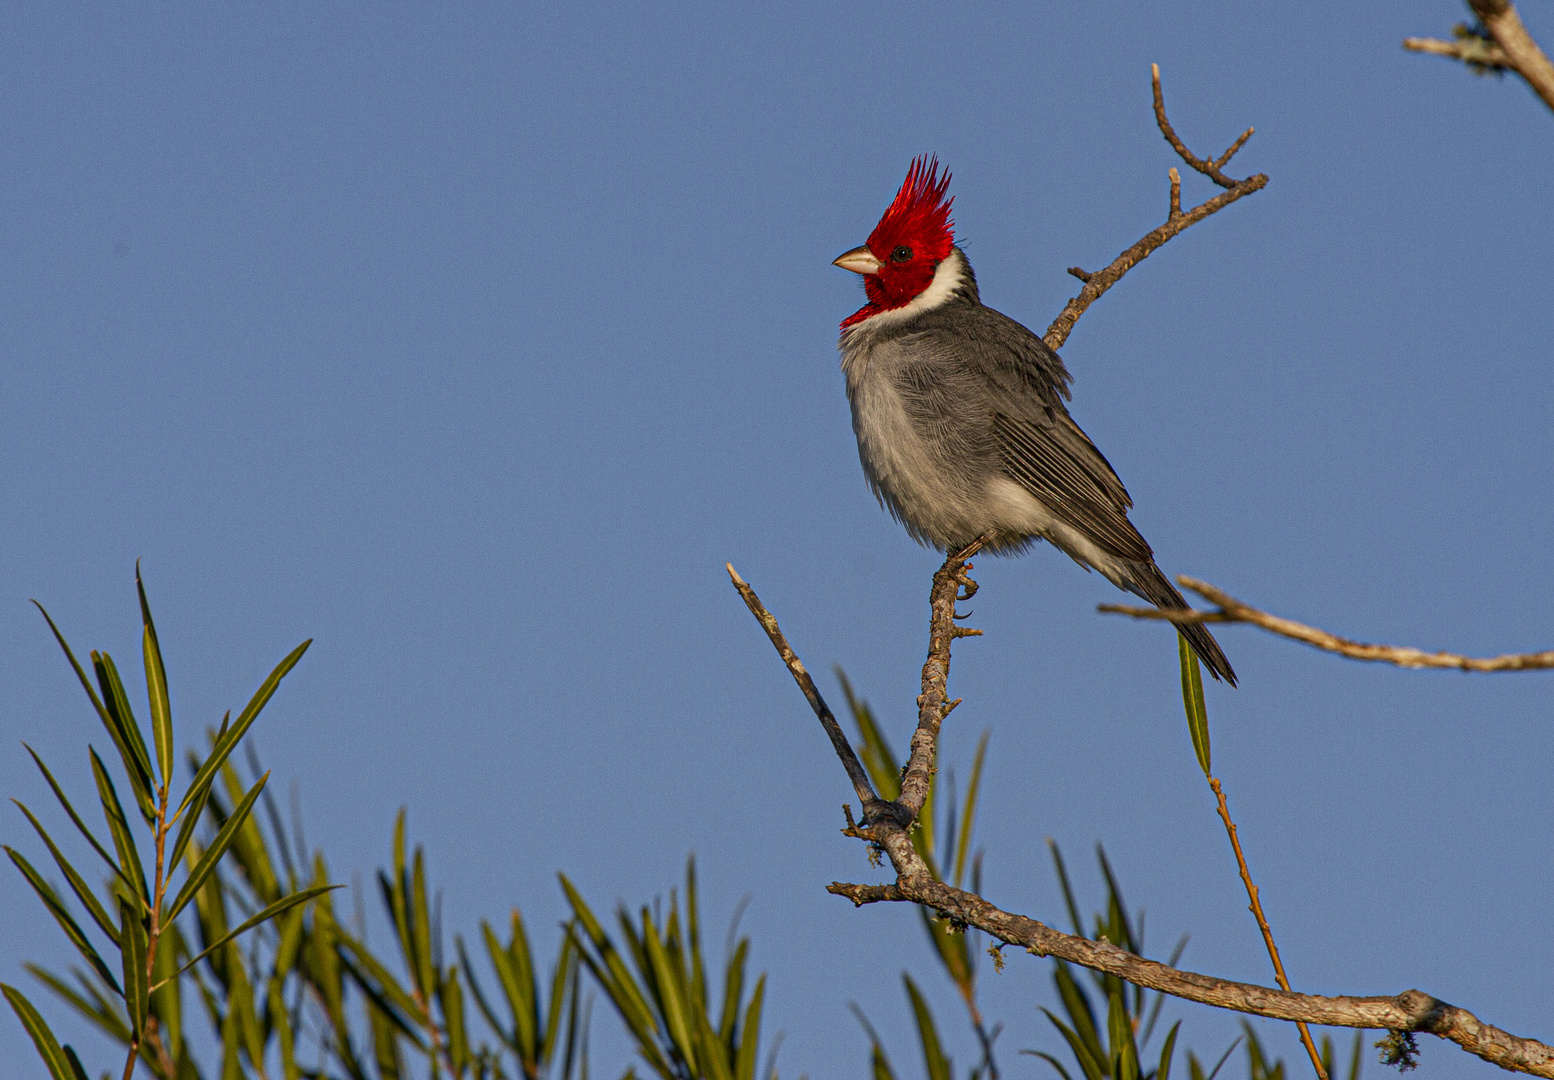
[1099,577,1554,671]
[1044,65,1268,351]
[1405,0,1554,116]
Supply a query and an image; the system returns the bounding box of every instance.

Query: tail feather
[1127,563,1237,686]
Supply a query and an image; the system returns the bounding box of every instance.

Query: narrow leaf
[4,847,122,994]
[32,602,153,817]
[175,639,311,818]
[119,896,149,1040]
[137,567,174,789]
[2,983,80,1080]
[1178,636,1211,777]
[89,749,148,906]
[952,730,990,888]
[1158,1020,1182,1080]
[11,800,120,944]
[166,773,268,921]
[22,745,122,885]
[168,884,339,982]
[733,974,765,1080]
[903,974,950,1080]
[93,652,158,825]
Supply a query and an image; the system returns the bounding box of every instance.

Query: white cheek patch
[853,250,969,331]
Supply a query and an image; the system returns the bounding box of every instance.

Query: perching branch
[727,559,1554,1077]
[1100,577,1554,672]
[827,875,1554,1078]
[1405,0,1554,116]
[1044,66,1268,351]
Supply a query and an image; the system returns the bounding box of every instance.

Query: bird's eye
[891,245,913,263]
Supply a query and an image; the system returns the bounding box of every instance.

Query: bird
[832,156,1235,685]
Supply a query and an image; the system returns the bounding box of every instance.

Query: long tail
[1128,562,1237,686]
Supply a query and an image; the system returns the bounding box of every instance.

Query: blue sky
[2,3,1551,1077]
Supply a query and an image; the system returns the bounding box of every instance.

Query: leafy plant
[4,569,323,1080]
[560,859,776,1080]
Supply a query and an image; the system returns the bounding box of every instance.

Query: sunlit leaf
[1178,636,1211,778]
[175,639,310,818]
[119,896,149,1041]
[2,983,88,1080]
[90,749,148,907]
[4,846,122,994]
[136,566,174,790]
[903,974,950,1080]
[166,772,268,921]
[10,800,120,945]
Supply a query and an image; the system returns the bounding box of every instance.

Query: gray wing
[912,301,1154,563]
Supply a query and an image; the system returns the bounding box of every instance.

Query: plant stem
[1208,776,1328,1080]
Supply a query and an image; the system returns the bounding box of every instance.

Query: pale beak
[832,245,881,275]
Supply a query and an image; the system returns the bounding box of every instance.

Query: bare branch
[828,876,1554,1078]
[1099,578,1554,671]
[897,538,983,819]
[726,563,883,813]
[1405,0,1554,115]
[1044,66,1267,351]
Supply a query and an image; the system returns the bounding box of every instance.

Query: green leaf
[1025,1050,1079,1080]
[543,925,579,1069]
[2,983,86,1080]
[268,976,302,1080]
[1040,1008,1106,1080]
[444,965,470,1075]
[559,875,663,1060]
[119,896,149,1041]
[1108,984,1139,1080]
[642,913,696,1068]
[89,748,149,907]
[409,847,436,1004]
[166,772,268,921]
[733,973,765,1080]
[175,639,311,818]
[4,846,122,994]
[902,974,950,1080]
[335,933,428,1038]
[31,602,154,823]
[21,745,123,886]
[11,800,120,945]
[837,671,902,801]
[136,567,175,790]
[952,729,990,888]
[93,652,158,826]
[168,884,339,982]
[1157,1020,1182,1080]
[1052,962,1104,1069]
[23,963,133,1045]
[1178,636,1211,778]
[718,938,748,1047]
[151,920,182,1062]
[1048,840,1086,940]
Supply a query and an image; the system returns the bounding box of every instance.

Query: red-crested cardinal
[833,157,1235,684]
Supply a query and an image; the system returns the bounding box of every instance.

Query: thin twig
[1044,66,1267,350]
[826,875,1554,1078]
[726,564,883,815]
[1208,776,1327,1080]
[1099,578,1554,671]
[1405,0,1554,115]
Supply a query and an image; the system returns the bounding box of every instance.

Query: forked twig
[1044,65,1268,351]
[1100,577,1554,672]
